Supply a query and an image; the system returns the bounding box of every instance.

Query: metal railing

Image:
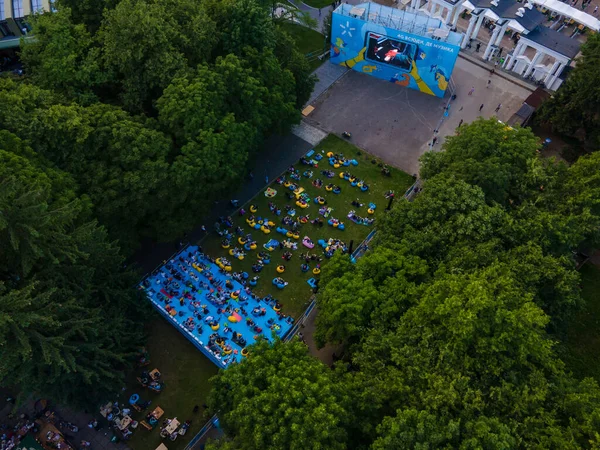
[185,414,220,450]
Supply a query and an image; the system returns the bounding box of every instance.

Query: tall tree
[373,409,517,449]
[0,131,143,406]
[314,249,427,348]
[19,9,104,104]
[208,340,349,450]
[274,25,317,108]
[377,175,506,263]
[420,118,540,205]
[0,82,175,249]
[97,0,189,112]
[56,0,119,32]
[537,33,600,151]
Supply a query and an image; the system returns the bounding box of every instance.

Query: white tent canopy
[531,0,599,30]
[461,0,600,30]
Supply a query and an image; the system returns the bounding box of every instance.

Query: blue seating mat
[139,245,292,368]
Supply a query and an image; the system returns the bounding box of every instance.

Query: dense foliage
[209,120,600,449]
[207,341,349,450]
[0,131,143,406]
[0,0,314,405]
[537,33,600,151]
[9,0,314,250]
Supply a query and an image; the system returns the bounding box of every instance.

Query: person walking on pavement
[476,42,481,52]
[487,79,491,88]
[479,104,484,112]
[594,5,598,14]
[458,119,463,128]
[468,86,475,95]
[495,103,502,113]
[319,7,322,16]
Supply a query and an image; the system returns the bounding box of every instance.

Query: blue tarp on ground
[139,245,293,368]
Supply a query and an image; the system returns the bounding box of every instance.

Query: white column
[548,62,566,87]
[507,42,525,70]
[471,12,486,41]
[523,51,543,78]
[543,60,560,84]
[504,46,516,70]
[451,7,462,27]
[443,7,451,24]
[494,22,509,46]
[461,13,478,48]
[483,24,502,60]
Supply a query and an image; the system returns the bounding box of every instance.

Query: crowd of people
[0,416,35,450]
[142,247,293,367]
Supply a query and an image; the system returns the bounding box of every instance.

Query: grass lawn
[279,22,327,71]
[200,135,414,317]
[559,263,600,382]
[125,317,218,450]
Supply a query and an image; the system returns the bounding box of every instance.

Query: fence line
[185,414,220,450]
[283,297,317,342]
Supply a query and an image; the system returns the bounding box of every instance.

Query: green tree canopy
[537,33,600,151]
[420,118,540,205]
[372,409,517,450]
[0,80,176,248]
[19,8,104,104]
[208,340,349,450]
[0,131,142,406]
[56,0,119,32]
[377,175,506,262]
[22,0,314,114]
[14,0,314,247]
[311,119,600,447]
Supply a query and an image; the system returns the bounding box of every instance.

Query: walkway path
[133,133,314,274]
[292,121,328,144]
[300,306,342,365]
[289,0,332,30]
[306,61,348,105]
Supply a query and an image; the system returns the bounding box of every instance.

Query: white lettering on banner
[396,33,426,46]
[395,33,456,53]
[433,43,455,53]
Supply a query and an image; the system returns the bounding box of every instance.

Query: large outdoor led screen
[331,12,460,97]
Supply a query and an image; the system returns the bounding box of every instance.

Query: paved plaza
[306,56,532,175]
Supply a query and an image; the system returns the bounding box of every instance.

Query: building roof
[524,87,551,108]
[0,36,20,50]
[524,26,582,58]
[515,103,536,119]
[468,0,546,31]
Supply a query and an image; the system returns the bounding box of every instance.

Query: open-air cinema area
[139,135,414,368]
